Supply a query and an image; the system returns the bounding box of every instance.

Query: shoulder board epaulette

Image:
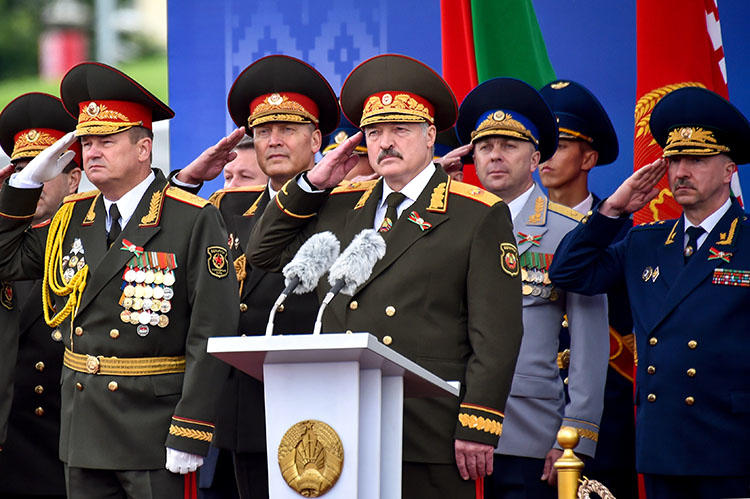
[331,179,378,194]
[632,219,672,230]
[548,201,585,222]
[165,186,209,208]
[214,185,265,194]
[448,181,502,207]
[63,190,99,204]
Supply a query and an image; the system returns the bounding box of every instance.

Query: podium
[208,332,458,498]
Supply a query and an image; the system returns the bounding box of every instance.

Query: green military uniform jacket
[248,166,523,463]
[0,281,20,446]
[0,170,239,470]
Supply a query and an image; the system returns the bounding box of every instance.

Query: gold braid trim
[234,254,247,296]
[576,427,599,443]
[458,413,503,436]
[42,202,89,327]
[169,424,213,442]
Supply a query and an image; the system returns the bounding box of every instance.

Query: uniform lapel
[653,218,683,291]
[76,174,165,315]
[514,184,549,256]
[653,201,743,330]
[241,190,271,299]
[357,169,449,293]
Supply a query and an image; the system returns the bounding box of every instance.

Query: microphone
[265,231,340,336]
[313,229,386,334]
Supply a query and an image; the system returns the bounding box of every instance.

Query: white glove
[165,447,204,474]
[13,131,77,185]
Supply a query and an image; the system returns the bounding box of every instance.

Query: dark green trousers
[403,462,476,498]
[65,466,187,499]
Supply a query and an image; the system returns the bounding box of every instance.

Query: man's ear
[137,137,153,163]
[310,128,322,154]
[68,168,82,194]
[581,147,598,172]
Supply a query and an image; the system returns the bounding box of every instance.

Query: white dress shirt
[103,172,155,232]
[683,197,731,251]
[373,163,436,230]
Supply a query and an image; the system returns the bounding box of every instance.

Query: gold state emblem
[26,129,40,142]
[278,420,344,497]
[86,102,100,117]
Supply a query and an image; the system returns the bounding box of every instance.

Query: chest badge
[407,211,431,231]
[517,231,542,246]
[642,266,659,282]
[708,247,732,263]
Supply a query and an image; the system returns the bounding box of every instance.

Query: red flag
[634,0,732,224]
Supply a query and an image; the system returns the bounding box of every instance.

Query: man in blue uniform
[539,79,637,498]
[549,86,750,498]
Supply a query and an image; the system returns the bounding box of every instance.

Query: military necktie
[683,226,705,263]
[107,203,121,248]
[378,192,406,233]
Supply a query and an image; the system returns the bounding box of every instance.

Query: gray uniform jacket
[496,183,609,459]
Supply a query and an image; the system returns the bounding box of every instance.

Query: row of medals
[120,267,176,332]
[521,266,558,300]
[62,254,85,282]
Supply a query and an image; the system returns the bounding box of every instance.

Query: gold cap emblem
[334,130,348,144]
[267,93,284,106]
[381,93,393,105]
[86,102,100,117]
[550,81,570,90]
[492,110,506,122]
[680,127,693,139]
[26,129,40,142]
[278,420,344,497]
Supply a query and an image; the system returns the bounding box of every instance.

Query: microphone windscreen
[282,231,341,294]
[328,229,386,295]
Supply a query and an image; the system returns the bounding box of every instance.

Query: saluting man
[549,87,750,499]
[247,54,523,498]
[0,92,82,498]
[455,78,609,498]
[0,63,239,498]
[173,55,341,499]
[539,79,637,498]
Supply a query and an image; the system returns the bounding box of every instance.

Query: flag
[440,0,556,186]
[634,0,741,224]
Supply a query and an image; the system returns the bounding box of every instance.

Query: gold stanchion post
[554,426,584,499]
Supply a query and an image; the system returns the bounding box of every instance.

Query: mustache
[377,147,403,164]
[673,178,695,190]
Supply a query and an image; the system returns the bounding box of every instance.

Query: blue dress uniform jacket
[497,184,609,459]
[0,170,239,470]
[207,186,319,454]
[549,198,750,476]
[247,167,524,464]
[0,280,66,495]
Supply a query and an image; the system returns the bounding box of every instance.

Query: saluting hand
[0,163,14,185]
[600,157,667,217]
[176,127,245,184]
[306,131,363,189]
[436,143,472,177]
[14,132,77,185]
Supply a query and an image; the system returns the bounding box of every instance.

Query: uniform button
[345,329,353,334]
[382,335,393,345]
[74,326,83,336]
[108,381,119,392]
[109,328,120,339]
[685,396,695,406]
[34,385,44,395]
[647,393,656,402]
[76,382,83,391]
[687,340,697,349]
[561,318,568,328]
[51,329,63,342]
[34,407,44,416]
[385,305,396,317]
[35,361,45,372]
[239,303,248,312]
[349,300,358,310]
[649,337,658,346]
[276,304,285,312]
[686,368,696,377]
[647,366,656,374]
[563,377,569,385]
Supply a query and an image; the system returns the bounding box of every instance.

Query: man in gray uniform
[455,78,609,498]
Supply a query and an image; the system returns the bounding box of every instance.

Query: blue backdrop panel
[168,1,750,199]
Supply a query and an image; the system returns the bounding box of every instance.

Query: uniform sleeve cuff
[454,403,504,446]
[164,415,214,456]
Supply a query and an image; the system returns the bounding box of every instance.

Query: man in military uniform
[223,134,268,188]
[454,78,609,498]
[0,92,82,498]
[247,54,523,498]
[0,62,239,498]
[539,79,637,498]
[174,55,340,499]
[549,87,750,498]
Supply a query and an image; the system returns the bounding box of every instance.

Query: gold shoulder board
[448,181,502,207]
[548,201,584,222]
[331,179,378,194]
[165,186,209,208]
[63,190,99,204]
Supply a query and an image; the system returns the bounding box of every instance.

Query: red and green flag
[441,0,556,186]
